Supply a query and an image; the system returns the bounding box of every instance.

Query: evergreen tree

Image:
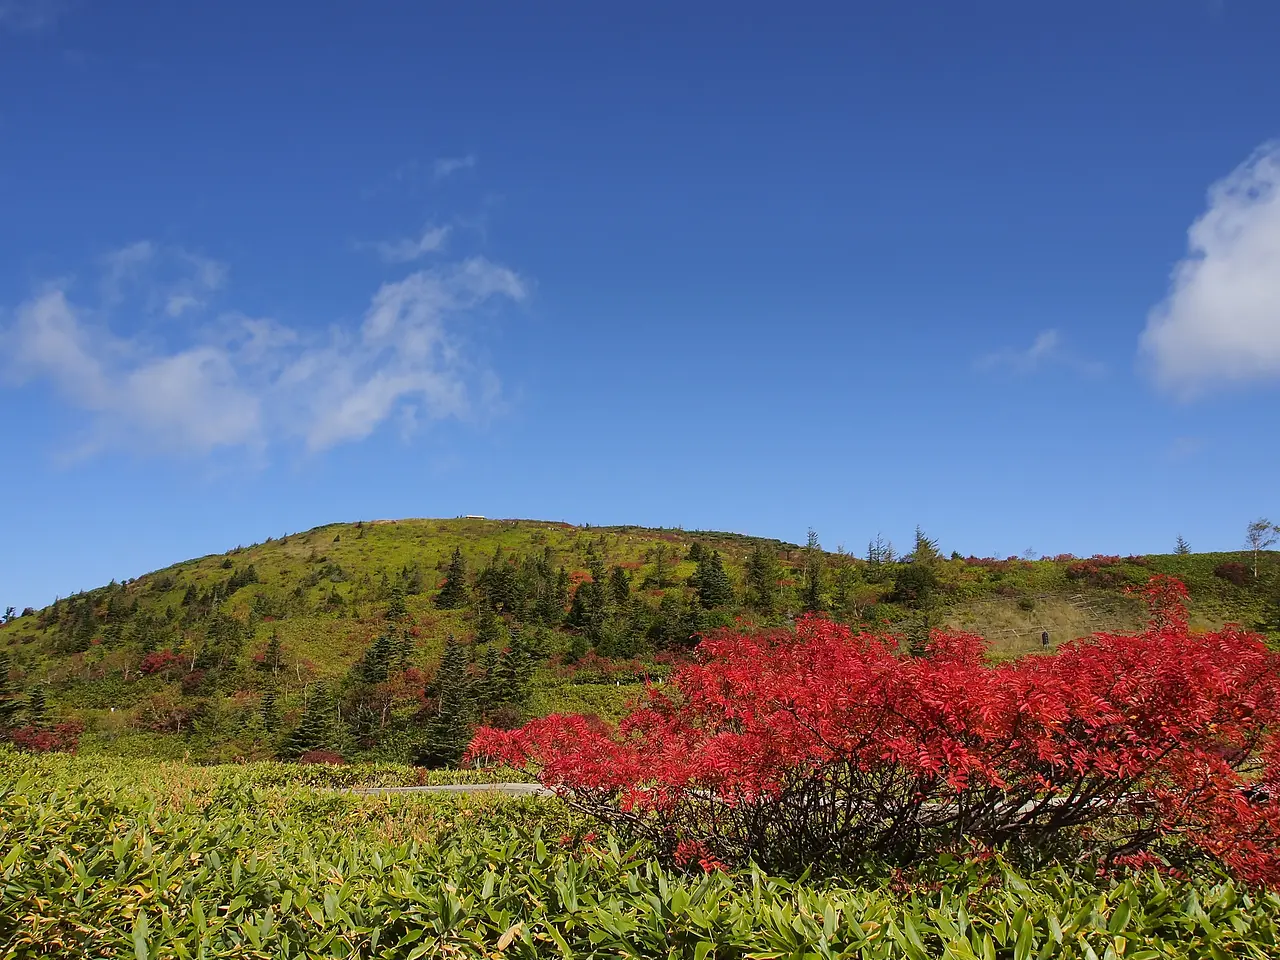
[696,551,735,609]
[648,544,671,589]
[0,653,22,728]
[357,632,395,685]
[395,630,415,670]
[419,635,475,767]
[260,686,280,733]
[1176,535,1191,556]
[477,644,503,710]
[475,604,506,647]
[496,628,538,704]
[745,545,782,615]
[434,548,469,609]
[385,583,408,620]
[281,684,335,758]
[257,633,284,675]
[608,566,632,606]
[26,686,47,727]
[803,529,825,613]
[911,526,941,565]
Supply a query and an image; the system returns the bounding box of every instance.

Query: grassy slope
[1,517,1277,759]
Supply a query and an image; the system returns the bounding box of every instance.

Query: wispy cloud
[433,154,476,181]
[0,0,67,33]
[369,224,451,264]
[976,329,1104,377]
[1,252,528,458]
[1140,141,1280,397]
[100,241,227,317]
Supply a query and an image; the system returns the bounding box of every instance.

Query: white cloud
[371,224,451,264]
[101,241,227,316]
[433,154,476,181]
[976,329,1104,377]
[1,253,527,459]
[1141,142,1280,395]
[6,290,262,456]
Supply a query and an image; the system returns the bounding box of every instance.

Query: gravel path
[351,782,554,798]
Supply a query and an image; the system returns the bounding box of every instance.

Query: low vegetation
[3,751,1280,958]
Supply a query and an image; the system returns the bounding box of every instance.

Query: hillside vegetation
[1,517,1277,763]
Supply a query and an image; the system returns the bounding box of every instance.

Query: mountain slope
[1,517,1276,763]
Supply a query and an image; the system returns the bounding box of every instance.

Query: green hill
[1,517,1277,763]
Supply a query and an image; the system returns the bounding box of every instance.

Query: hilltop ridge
[1,517,1276,763]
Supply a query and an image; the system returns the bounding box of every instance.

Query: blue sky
[1,1,1278,608]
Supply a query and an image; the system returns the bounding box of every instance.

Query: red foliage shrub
[180,669,207,694]
[298,749,345,765]
[1214,561,1251,587]
[470,576,1280,883]
[138,649,184,677]
[8,721,83,754]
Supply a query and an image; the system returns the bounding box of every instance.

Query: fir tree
[745,545,782,615]
[257,633,284,675]
[608,565,632,606]
[281,684,335,758]
[385,583,408,620]
[697,551,735,609]
[419,635,475,767]
[395,630,415,670]
[803,529,824,613]
[260,686,280,733]
[357,633,395,685]
[1176,535,1191,556]
[26,686,47,727]
[435,548,469,609]
[496,628,538,704]
[477,644,503,710]
[911,526,941,565]
[0,653,22,728]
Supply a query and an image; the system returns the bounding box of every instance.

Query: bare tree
[1245,518,1279,580]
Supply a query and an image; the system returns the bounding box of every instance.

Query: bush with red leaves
[470,576,1280,884]
[298,749,345,765]
[138,649,185,677]
[1214,561,1252,587]
[8,721,83,754]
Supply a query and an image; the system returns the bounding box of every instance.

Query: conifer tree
[434,548,469,609]
[477,644,502,710]
[260,686,280,733]
[358,632,395,685]
[803,529,825,613]
[258,633,284,675]
[395,630,414,670]
[419,634,475,767]
[1175,535,1191,556]
[0,653,22,728]
[26,686,47,727]
[745,545,782,615]
[496,628,538,704]
[385,583,408,620]
[608,566,632,606]
[281,684,335,758]
[697,551,735,609]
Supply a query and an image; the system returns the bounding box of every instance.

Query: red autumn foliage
[470,576,1280,883]
[1214,561,1251,587]
[8,721,83,754]
[138,649,185,677]
[298,749,345,765]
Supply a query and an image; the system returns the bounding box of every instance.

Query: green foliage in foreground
[3,753,1280,958]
